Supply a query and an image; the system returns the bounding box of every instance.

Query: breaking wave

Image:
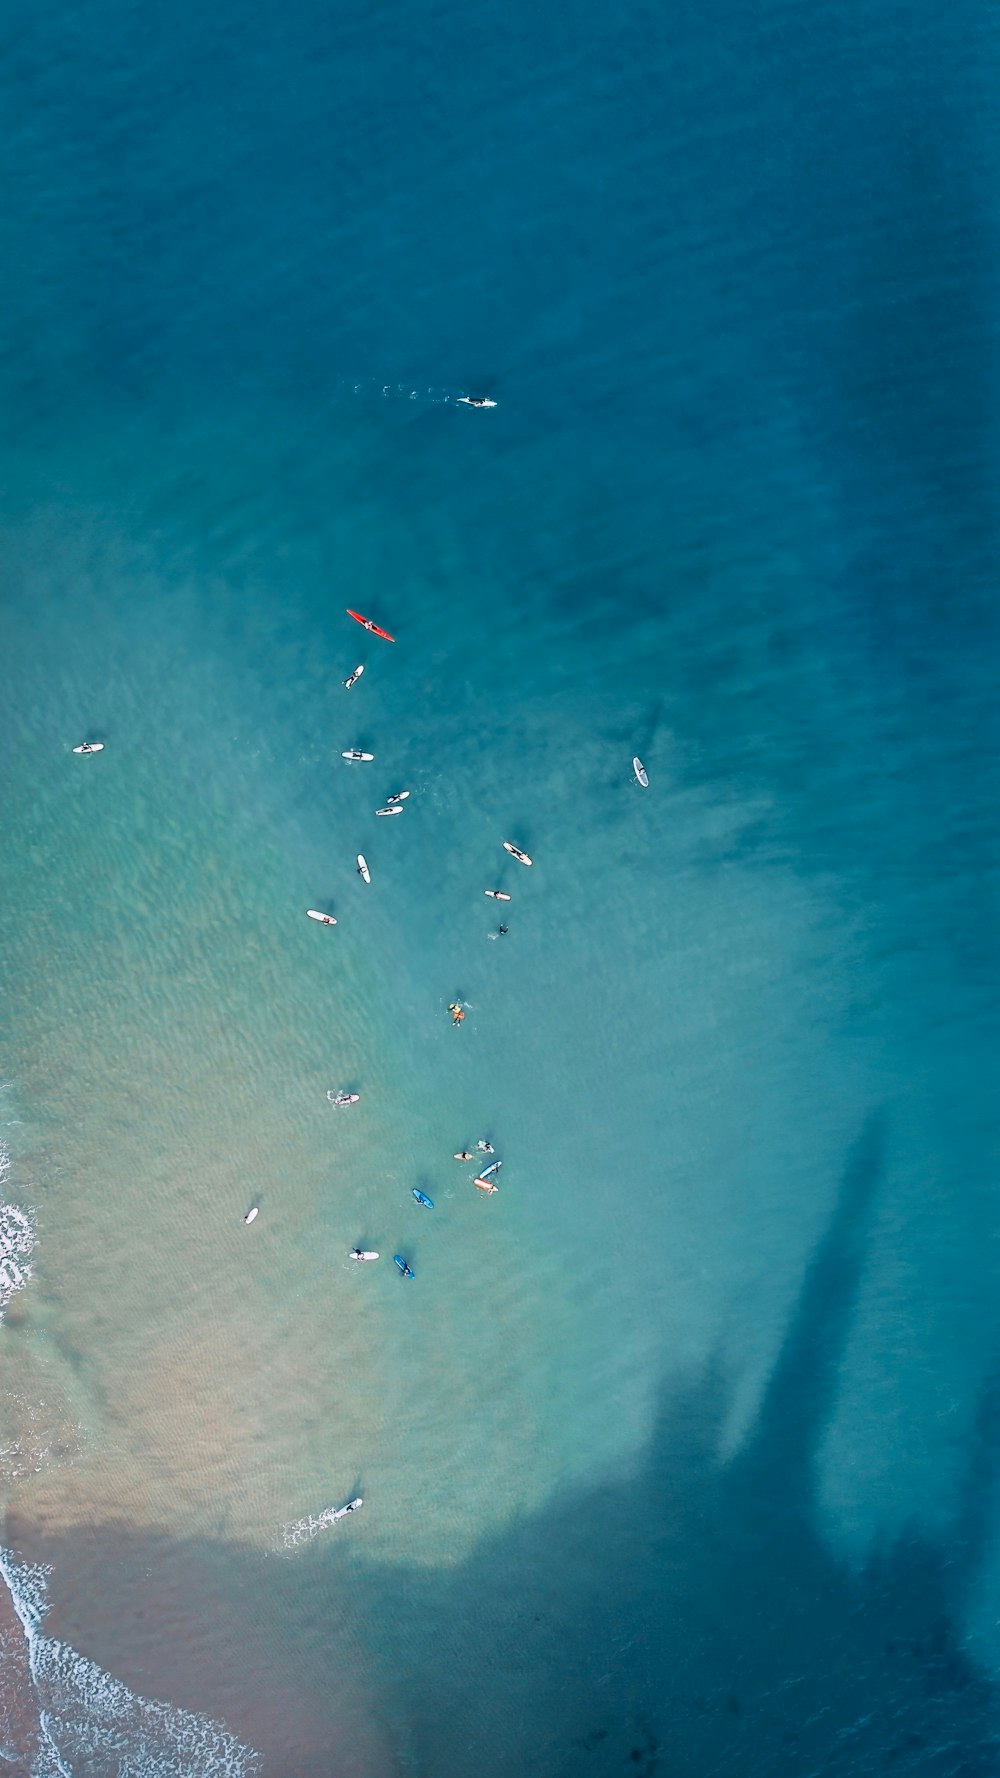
[0,1143,34,1318]
[277,1498,363,1552]
[0,1546,260,1777]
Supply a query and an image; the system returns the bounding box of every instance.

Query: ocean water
[1,0,999,1773]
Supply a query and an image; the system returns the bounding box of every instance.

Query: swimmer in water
[448,1002,466,1025]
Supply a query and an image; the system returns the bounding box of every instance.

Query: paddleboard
[243,1207,259,1225]
[386,791,410,803]
[375,806,403,816]
[342,750,374,761]
[344,665,364,689]
[349,1249,379,1261]
[357,855,371,883]
[412,1189,434,1209]
[458,397,497,408]
[72,742,104,754]
[633,757,648,788]
[484,890,511,901]
[393,1255,415,1278]
[327,1091,360,1105]
[474,1177,499,1193]
[307,910,337,925]
[347,609,395,642]
[502,841,532,866]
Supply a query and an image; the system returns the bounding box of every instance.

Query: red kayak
[347,609,395,642]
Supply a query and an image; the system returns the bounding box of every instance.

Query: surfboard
[357,855,370,883]
[72,742,104,754]
[386,791,410,803]
[375,806,403,816]
[457,397,497,408]
[484,890,511,901]
[479,1160,502,1178]
[474,1177,499,1193]
[349,1249,379,1261]
[502,841,532,866]
[393,1255,415,1278]
[411,1189,434,1209]
[342,750,374,761]
[243,1207,259,1225]
[327,1091,360,1105]
[347,610,395,642]
[306,910,337,925]
[344,665,364,689]
[331,1497,364,1518]
[633,757,648,787]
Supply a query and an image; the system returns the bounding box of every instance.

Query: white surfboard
[72,742,104,754]
[342,750,374,761]
[484,890,511,901]
[502,841,532,866]
[344,665,365,689]
[633,757,648,788]
[386,791,410,803]
[458,397,497,408]
[349,1250,378,1262]
[375,806,403,817]
[357,854,370,883]
[306,909,337,925]
[243,1207,259,1225]
[327,1091,360,1105]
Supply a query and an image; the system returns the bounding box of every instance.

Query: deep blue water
[1,0,999,1773]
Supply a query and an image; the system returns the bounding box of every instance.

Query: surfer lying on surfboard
[458,396,497,408]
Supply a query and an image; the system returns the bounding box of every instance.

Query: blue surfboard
[412,1189,435,1209]
[394,1254,415,1278]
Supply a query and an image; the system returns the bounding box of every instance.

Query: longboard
[342,750,374,761]
[458,397,497,408]
[307,910,337,925]
[412,1189,435,1208]
[386,791,410,803]
[502,841,532,866]
[484,890,511,901]
[347,609,395,642]
[375,807,402,817]
[243,1207,259,1225]
[327,1091,360,1105]
[344,665,364,689]
[394,1255,415,1278]
[349,1250,379,1261]
[357,855,371,883]
[474,1177,499,1193]
[633,757,649,787]
[72,742,104,754]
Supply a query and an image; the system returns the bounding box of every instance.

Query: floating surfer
[457,396,497,409]
[454,1150,475,1162]
[412,1189,434,1209]
[307,910,337,926]
[72,741,104,754]
[344,664,365,689]
[484,890,511,901]
[243,1206,259,1224]
[349,1248,379,1261]
[394,1255,415,1278]
[474,1176,499,1194]
[327,1091,360,1106]
[502,841,532,866]
[448,1002,466,1026]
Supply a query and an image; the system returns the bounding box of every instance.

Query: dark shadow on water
[8,1113,1000,1776]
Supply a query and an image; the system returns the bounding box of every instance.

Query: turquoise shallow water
[2,0,1000,1773]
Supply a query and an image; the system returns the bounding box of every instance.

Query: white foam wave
[0,1547,260,1777]
[277,1498,363,1552]
[0,1144,34,1319]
